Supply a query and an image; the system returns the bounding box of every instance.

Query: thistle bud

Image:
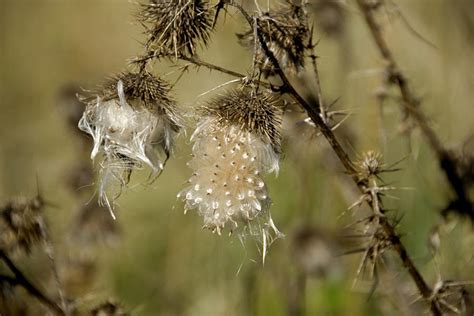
[179,87,282,238]
[78,71,181,215]
[238,3,309,77]
[138,0,213,57]
[0,196,45,255]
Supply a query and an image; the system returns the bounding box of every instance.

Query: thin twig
[355,0,473,222]
[179,55,249,79]
[309,52,327,124]
[135,51,273,88]
[0,250,65,315]
[39,219,69,315]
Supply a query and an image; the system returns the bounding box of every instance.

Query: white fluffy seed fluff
[178,117,280,236]
[79,80,167,216]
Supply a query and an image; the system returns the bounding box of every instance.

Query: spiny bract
[139,0,213,56]
[238,2,309,76]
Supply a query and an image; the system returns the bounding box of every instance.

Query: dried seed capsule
[179,86,282,238]
[78,71,181,216]
[138,0,213,56]
[237,2,309,77]
[0,196,45,255]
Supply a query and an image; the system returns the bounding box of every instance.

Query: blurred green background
[1,0,473,315]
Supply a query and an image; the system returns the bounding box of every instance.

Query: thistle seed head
[78,72,181,214]
[238,2,309,77]
[138,0,213,57]
[0,196,45,255]
[178,88,282,237]
[200,88,282,153]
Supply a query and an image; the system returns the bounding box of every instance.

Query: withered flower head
[0,196,45,255]
[78,71,182,216]
[357,150,384,180]
[200,88,282,152]
[138,0,213,56]
[178,86,283,242]
[238,2,309,77]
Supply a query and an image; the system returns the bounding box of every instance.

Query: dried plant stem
[0,250,65,315]
[309,48,328,123]
[227,3,442,314]
[179,55,249,80]
[136,52,272,88]
[40,220,69,315]
[355,0,473,221]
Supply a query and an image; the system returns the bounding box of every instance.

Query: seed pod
[138,0,213,57]
[238,2,309,77]
[78,71,181,215]
[0,196,45,255]
[179,87,282,237]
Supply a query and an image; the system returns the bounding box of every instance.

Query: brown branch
[229,2,441,314]
[0,250,65,315]
[355,0,473,222]
[135,51,273,88]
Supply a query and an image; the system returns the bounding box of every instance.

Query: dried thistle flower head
[139,0,213,57]
[238,2,309,77]
[78,71,181,216]
[178,87,283,244]
[357,150,384,180]
[0,196,45,255]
